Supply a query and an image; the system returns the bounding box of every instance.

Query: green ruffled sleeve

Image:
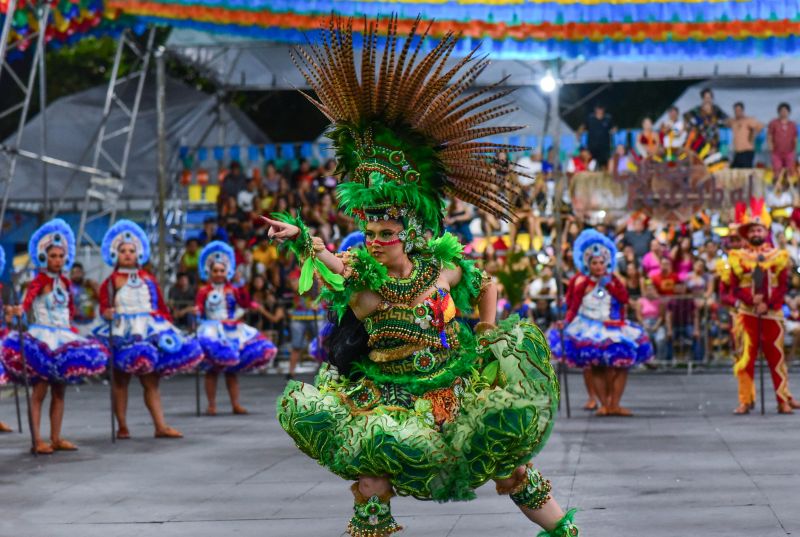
[427,232,488,314]
[271,212,344,295]
[319,247,389,322]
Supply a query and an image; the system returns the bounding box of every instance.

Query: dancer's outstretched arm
[260,216,345,275]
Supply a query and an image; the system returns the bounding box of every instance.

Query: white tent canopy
[1,76,269,205]
[166,29,800,89]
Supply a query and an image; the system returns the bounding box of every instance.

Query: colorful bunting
[106,0,800,60]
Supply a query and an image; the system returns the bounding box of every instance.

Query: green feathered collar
[319,232,484,322]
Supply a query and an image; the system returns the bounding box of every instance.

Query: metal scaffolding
[0,3,154,256]
[74,27,156,250]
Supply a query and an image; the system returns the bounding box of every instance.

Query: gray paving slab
[0,367,798,537]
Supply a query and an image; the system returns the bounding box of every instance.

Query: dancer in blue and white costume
[97,220,203,439]
[549,229,652,416]
[2,219,108,453]
[196,241,277,415]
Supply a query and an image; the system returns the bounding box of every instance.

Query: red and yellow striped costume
[728,246,793,405]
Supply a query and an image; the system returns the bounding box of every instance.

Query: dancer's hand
[260,216,300,242]
[103,308,115,320]
[311,236,326,253]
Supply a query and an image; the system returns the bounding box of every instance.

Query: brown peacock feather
[291,14,529,221]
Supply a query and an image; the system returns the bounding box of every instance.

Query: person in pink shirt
[768,102,798,180]
[641,239,668,279]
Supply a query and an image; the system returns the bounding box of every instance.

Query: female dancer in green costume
[266,16,579,537]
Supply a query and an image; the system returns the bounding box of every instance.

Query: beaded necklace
[377,256,440,305]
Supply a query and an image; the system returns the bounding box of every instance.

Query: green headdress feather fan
[291,15,527,236]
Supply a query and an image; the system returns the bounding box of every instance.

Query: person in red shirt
[651,257,678,296]
[768,102,798,180]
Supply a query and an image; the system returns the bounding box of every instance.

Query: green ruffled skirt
[276,317,559,501]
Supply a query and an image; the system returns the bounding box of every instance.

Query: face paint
[366,237,402,247]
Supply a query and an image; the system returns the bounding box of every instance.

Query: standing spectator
[286,269,324,380]
[291,158,316,188]
[531,298,556,331]
[445,198,476,244]
[766,172,795,210]
[566,146,597,174]
[583,104,614,169]
[621,214,654,262]
[252,234,279,274]
[221,196,244,238]
[612,144,635,176]
[527,266,557,300]
[670,236,694,282]
[768,102,798,180]
[198,217,229,245]
[728,102,764,168]
[635,117,661,158]
[652,257,678,296]
[69,262,99,337]
[698,240,720,272]
[168,272,196,330]
[179,238,201,284]
[666,281,704,363]
[262,161,282,195]
[637,280,668,361]
[220,161,248,205]
[515,151,543,186]
[686,259,714,310]
[616,244,638,275]
[641,239,667,279]
[659,106,686,150]
[236,177,259,216]
[684,88,727,150]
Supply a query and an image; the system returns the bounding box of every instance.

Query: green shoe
[346,483,402,537]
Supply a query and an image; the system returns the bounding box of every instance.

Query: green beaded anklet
[346,483,402,537]
[509,464,553,511]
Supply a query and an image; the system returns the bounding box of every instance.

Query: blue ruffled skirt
[548,315,652,368]
[94,313,203,377]
[198,320,277,373]
[1,324,108,383]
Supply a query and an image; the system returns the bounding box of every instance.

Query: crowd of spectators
[164,88,800,370]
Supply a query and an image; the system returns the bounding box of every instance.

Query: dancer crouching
[2,219,107,453]
[550,230,652,416]
[96,220,203,439]
[195,241,277,415]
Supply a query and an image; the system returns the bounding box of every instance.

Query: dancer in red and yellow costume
[729,200,800,414]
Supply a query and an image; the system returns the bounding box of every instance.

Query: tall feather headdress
[292,15,525,237]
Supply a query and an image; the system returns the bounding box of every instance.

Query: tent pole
[156,47,167,286]
[549,59,572,419]
[37,5,49,223]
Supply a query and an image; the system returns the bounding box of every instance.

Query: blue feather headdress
[573,229,617,275]
[101,220,150,267]
[199,240,235,281]
[338,231,365,253]
[29,218,76,271]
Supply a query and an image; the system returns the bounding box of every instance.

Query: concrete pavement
[0,369,797,537]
